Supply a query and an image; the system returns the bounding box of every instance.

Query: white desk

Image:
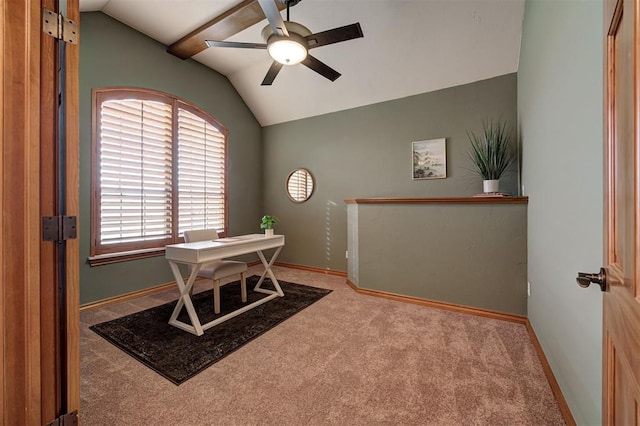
[165,234,285,336]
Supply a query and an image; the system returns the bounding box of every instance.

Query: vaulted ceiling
[79,0,525,126]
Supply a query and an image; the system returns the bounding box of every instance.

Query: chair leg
[240,272,247,303]
[213,279,221,314]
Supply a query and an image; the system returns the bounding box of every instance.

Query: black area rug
[90,276,331,385]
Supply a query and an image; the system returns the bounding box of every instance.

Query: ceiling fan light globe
[268,38,307,65]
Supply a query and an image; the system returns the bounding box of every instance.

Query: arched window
[90,87,227,263]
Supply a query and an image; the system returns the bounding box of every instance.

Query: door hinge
[43,8,78,44]
[43,216,78,241]
[46,411,78,426]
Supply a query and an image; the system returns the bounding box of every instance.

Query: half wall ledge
[344,196,529,204]
[345,196,528,316]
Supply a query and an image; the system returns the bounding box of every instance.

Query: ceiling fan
[205,0,364,86]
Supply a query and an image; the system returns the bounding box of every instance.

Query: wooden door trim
[65,0,81,414]
[602,1,617,422]
[604,0,620,265]
[634,0,640,296]
[25,1,44,418]
[1,0,44,424]
[40,0,58,418]
[0,0,5,418]
[601,0,623,425]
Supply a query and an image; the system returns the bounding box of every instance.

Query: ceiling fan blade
[168,0,286,59]
[261,61,284,86]
[205,40,267,49]
[257,0,289,37]
[306,23,364,49]
[301,55,341,82]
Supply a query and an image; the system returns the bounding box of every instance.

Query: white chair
[183,229,248,314]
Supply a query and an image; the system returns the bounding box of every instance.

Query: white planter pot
[483,179,500,193]
[265,228,274,237]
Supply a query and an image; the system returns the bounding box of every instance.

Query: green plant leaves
[260,215,278,229]
[467,118,514,180]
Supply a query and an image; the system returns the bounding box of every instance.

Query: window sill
[88,247,166,266]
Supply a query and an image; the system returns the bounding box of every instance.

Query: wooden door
[602,0,640,423]
[0,0,79,424]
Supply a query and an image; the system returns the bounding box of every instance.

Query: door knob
[576,268,607,292]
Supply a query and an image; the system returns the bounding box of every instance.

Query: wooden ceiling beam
[167,0,286,60]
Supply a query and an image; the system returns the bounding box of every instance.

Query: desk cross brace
[168,246,284,336]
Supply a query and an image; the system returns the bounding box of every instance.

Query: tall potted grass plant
[467,119,514,193]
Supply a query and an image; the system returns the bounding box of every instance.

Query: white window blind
[177,107,226,235]
[99,99,173,246]
[92,88,229,259]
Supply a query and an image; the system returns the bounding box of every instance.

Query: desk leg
[255,246,284,297]
[167,261,205,336]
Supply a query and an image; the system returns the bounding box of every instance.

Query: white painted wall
[518,0,603,424]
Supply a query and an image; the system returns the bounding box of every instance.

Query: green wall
[262,74,518,272]
[518,0,603,423]
[348,202,527,315]
[79,12,263,304]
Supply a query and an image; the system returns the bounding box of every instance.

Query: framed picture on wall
[412,138,446,180]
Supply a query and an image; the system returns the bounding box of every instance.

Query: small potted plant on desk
[260,215,278,236]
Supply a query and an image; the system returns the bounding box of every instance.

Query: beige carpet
[81,266,565,425]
